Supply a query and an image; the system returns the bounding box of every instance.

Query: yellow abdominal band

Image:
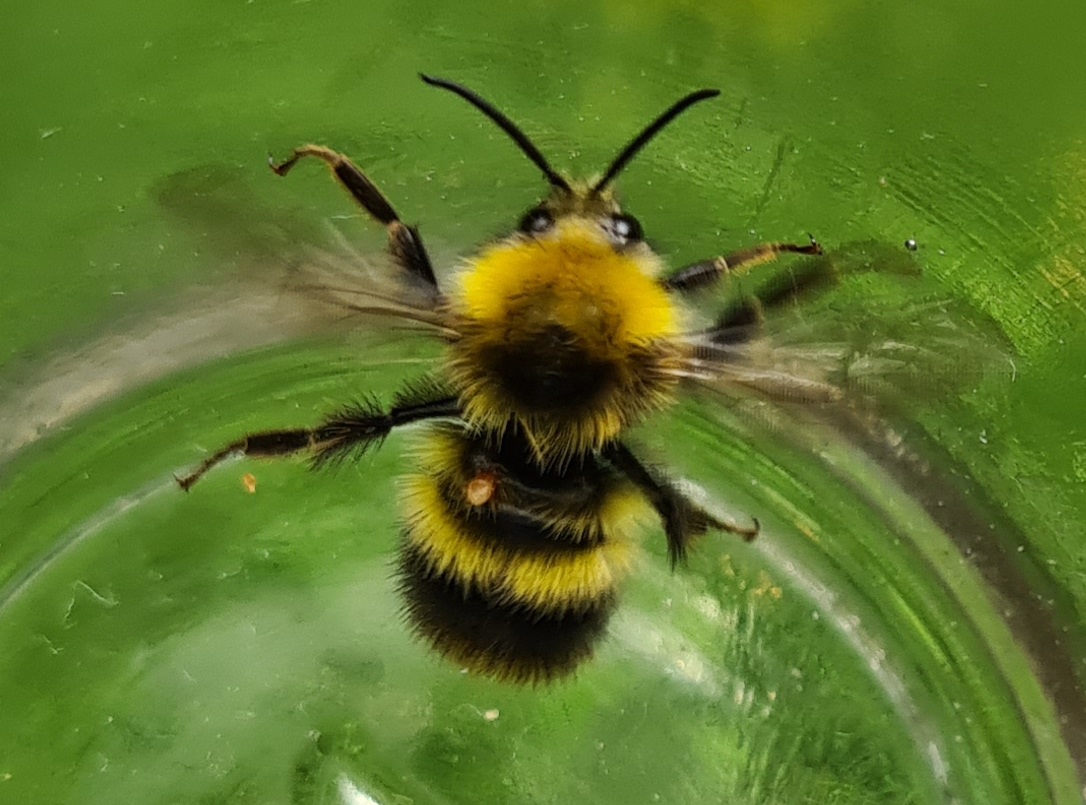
[400,473,643,615]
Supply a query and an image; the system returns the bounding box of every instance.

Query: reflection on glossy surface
[2,0,1085,803]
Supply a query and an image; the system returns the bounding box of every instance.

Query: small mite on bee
[465,471,498,506]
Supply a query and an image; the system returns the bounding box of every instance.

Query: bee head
[516,186,644,251]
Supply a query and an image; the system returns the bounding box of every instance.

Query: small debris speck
[905,238,918,251]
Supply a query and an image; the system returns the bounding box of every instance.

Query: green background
[1,1,1084,803]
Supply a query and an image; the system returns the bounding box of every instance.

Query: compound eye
[608,213,643,245]
[518,207,554,235]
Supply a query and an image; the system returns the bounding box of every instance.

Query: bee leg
[603,441,759,568]
[177,392,459,492]
[270,145,439,293]
[663,236,823,292]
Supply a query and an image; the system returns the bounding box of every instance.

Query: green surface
[2,1,1085,804]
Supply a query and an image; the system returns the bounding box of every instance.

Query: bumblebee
[178,75,825,684]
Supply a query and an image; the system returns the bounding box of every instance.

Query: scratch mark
[747,137,792,229]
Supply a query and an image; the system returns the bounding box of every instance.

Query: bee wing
[282,235,452,335]
[5,165,451,459]
[680,241,1012,414]
[154,163,449,337]
[154,163,325,267]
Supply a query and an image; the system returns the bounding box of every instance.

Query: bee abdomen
[398,541,615,685]
[396,428,644,683]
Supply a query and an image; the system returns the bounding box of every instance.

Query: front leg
[270,145,439,293]
[603,441,758,567]
[663,238,823,292]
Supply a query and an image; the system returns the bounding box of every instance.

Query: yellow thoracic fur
[458,218,676,342]
[446,217,684,462]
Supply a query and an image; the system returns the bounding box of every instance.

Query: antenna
[421,74,572,193]
[592,88,720,193]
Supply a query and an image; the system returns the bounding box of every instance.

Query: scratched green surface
[2,1,1085,803]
